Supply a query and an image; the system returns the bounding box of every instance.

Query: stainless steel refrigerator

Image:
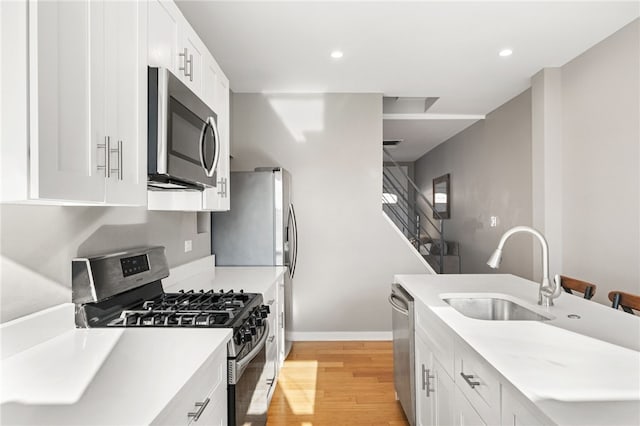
[212,167,297,357]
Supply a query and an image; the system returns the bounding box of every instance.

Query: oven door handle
[236,322,270,377]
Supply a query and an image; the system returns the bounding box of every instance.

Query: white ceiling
[176,1,639,160]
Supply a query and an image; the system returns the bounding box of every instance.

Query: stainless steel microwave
[147,67,220,190]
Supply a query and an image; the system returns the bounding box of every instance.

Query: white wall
[231,93,428,336]
[558,19,639,302]
[0,205,211,322]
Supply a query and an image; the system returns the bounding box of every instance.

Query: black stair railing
[383,148,446,273]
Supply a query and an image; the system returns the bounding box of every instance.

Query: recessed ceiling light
[499,49,513,57]
[331,50,344,59]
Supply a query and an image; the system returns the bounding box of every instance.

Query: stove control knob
[244,328,253,340]
[255,317,263,326]
[249,326,257,336]
[234,332,243,345]
[263,305,271,314]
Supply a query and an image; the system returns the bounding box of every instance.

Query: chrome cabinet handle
[268,335,275,343]
[179,48,189,77]
[421,364,427,391]
[217,177,227,197]
[280,311,284,329]
[118,140,123,180]
[426,368,435,397]
[266,378,275,386]
[460,372,481,389]
[188,54,193,81]
[97,137,108,177]
[187,397,210,422]
[109,139,121,179]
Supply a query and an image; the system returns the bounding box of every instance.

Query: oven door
[229,322,271,426]
[148,67,220,189]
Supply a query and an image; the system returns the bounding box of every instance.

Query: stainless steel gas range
[72,246,271,426]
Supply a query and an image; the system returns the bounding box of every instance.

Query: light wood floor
[267,341,409,425]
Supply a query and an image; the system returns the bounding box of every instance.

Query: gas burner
[108,309,234,327]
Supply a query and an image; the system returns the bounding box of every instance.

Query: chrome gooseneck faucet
[486,226,562,307]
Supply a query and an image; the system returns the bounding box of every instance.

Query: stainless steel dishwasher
[389,283,415,425]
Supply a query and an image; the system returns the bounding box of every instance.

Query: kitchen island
[396,273,640,426]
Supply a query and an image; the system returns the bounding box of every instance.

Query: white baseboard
[288,331,392,341]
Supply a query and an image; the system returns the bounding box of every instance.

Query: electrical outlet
[184,240,193,253]
[490,216,499,228]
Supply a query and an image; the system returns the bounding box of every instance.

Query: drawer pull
[460,372,480,389]
[188,397,210,421]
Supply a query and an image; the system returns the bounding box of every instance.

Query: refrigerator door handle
[289,203,299,279]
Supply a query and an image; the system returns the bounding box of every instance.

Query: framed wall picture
[433,173,450,219]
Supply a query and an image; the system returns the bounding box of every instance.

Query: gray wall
[414,90,534,279]
[559,19,639,302]
[231,93,428,335]
[0,205,211,322]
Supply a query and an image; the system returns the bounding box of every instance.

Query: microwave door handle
[199,121,209,174]
[210,117,221,176]
[201,117,220,178]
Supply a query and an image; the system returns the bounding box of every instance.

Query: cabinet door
[454,386,487,426]
[30,0,105,202]
[187,360,228,426]
[148,0,179,72]
[103,0,146,205]
[214,74,231,211]
[433,358,455,426]
[415,333,434,426]
[201,52,219,109]
[502,389,545,426]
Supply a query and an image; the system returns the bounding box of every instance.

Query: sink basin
[443,297,551,321]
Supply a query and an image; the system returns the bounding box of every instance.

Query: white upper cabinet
[103,0,147,205]
[1,0,147,205]
[148,0,179,73]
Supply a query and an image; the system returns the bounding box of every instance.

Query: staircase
[382,148,447,273]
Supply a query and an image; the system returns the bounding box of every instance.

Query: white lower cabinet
[263,273,286,403]
[501,387,546,426]
[454,386,486,426]
[277,275,286,366]
[413,299,546,426]
[152,343,228,425]
[415,333,455,426]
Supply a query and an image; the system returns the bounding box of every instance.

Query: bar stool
[559,275,597,300]
[608,291,640,315]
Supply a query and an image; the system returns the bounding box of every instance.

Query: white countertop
[0,304,231,425]
[162,255,287,295]
[395,274,640,426]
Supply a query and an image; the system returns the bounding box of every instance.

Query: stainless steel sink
[443,297,551,321]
